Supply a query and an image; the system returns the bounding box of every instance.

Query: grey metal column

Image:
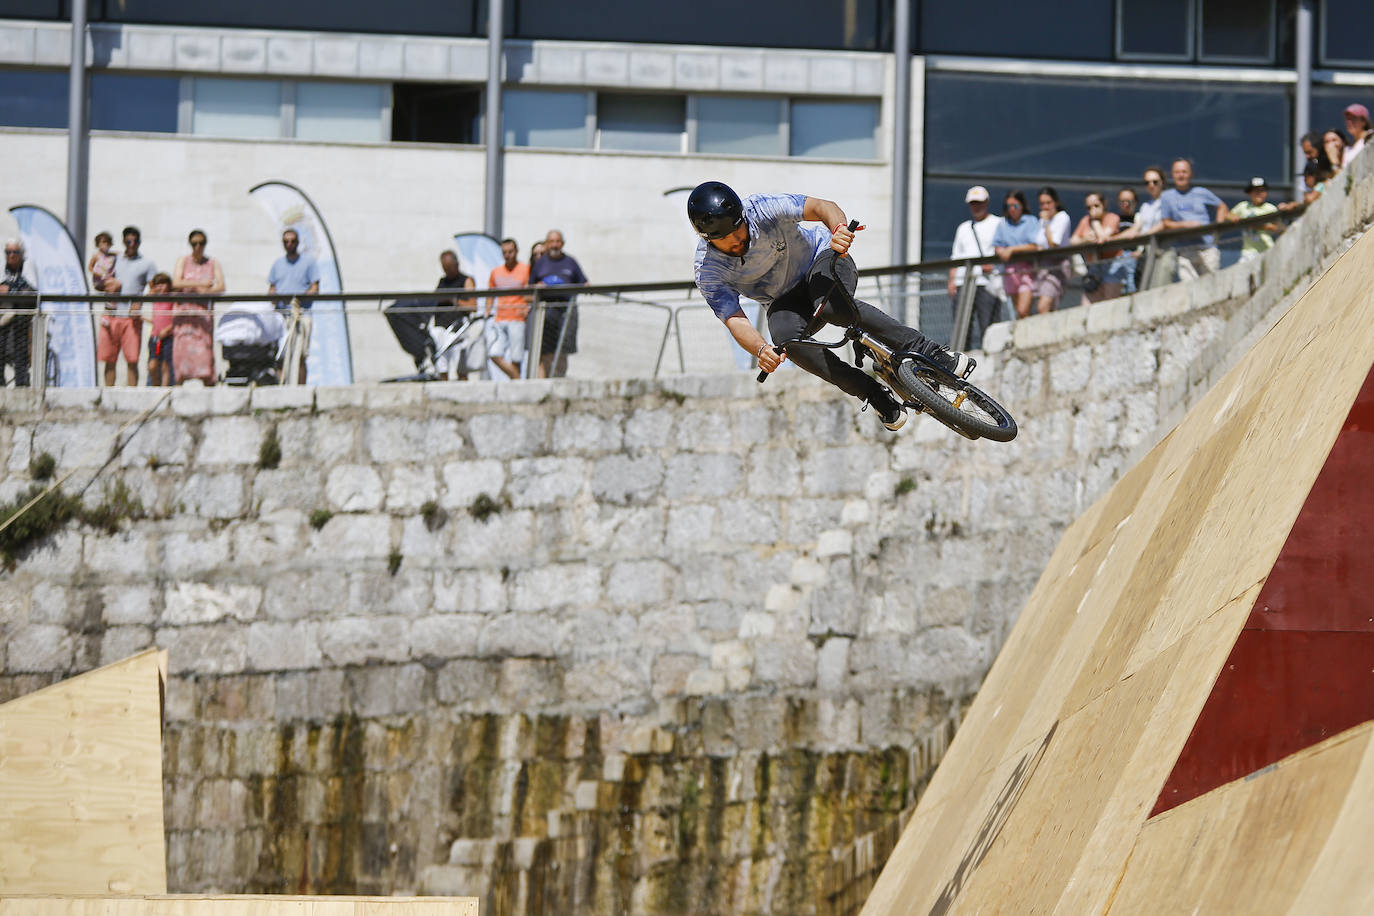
[66,0,89,254]
[890,0,911,324]
[1294,0,1313,200]
[483,0,504,239]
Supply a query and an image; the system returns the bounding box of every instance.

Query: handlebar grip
[847,219,860,231]
[756,345,784,384]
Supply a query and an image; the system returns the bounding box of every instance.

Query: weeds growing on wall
[0,477,146,569]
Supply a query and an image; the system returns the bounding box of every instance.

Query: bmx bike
[757,221,1017,442]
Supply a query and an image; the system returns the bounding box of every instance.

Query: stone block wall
[2,152,1372,914]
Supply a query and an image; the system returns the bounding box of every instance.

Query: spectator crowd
[946,101,1371,350]
[1,101,1369,385]
[0,223,590,389]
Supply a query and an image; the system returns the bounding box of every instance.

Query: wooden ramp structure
[0,653,479,912]
[863,229,1374,915]
[0,650,169,895]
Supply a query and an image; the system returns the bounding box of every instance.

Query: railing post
[1140,237,1160,291]
[31,296,46,396]
[951,262,978,350]
[525,288,544,379]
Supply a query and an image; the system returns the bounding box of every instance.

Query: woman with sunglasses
[1126,166,1177,289]
[991,189,1042,319]
[1070,191,1124,303]
[171,229,225,385]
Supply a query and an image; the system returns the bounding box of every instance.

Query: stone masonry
[2,153,1372,914]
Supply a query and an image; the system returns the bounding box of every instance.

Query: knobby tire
[894,360,1018,442]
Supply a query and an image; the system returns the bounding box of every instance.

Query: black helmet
[687,181,745,240]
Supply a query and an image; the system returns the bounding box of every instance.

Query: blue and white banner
[452,232,504,300]
[249,181,353,386]
[8,204,96,387]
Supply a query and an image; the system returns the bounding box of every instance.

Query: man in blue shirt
[267,228,320,383]
[1159,158,1230,283]
[690,181,973,432]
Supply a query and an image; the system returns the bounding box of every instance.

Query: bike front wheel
[894,360,1018,442]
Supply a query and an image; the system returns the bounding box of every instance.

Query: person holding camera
[1071,191,1124,303]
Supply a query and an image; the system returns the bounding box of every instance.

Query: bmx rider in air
[689,180,975,431]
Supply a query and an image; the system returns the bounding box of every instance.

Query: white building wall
[0,128,892,380]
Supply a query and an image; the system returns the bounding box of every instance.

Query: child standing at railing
[146,273,175,386]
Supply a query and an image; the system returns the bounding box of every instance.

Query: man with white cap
[947,186,1003,350]
[1343,103,1370,167]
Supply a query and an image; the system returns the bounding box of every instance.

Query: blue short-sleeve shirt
[268,253,321,298]
[1159,186,1223,247]
[991,213,1042,249]
[693,193,832,321]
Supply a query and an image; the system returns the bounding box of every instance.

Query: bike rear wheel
[895,360,1018,442]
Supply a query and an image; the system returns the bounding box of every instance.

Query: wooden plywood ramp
[0,650,169,895]
[863,229,1374,915]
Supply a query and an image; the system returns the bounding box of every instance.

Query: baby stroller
[218,301,286,386]
[383,299,489,382]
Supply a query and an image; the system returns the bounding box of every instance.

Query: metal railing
[0,206,1305,392]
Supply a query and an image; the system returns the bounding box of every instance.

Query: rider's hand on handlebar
[757,344,786,374]
[830,222,864,257]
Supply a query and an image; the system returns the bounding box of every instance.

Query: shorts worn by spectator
[689,181,974,433]
[531,229,587,378]
[486,238,530,379]
[267,228,320,384]
[101,226,155,386]
[947,185,1003,349]
[384,249,475,379]
[1227,177,1281,262]
[991,189,1042,318]
[1159,158,1229,283]
[1343,104,1370,168]
[0,239,37,387]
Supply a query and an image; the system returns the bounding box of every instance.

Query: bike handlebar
[757,219,860,384]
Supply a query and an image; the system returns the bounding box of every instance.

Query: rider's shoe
[930,347,976,379]
[868,391,907,431]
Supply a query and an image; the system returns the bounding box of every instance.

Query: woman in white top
[1032,186,1072,314]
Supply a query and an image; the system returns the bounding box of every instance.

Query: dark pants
[767,250,944,402]
[385,300,456,365]
[952,284,1000,351]
[0,317,31,386]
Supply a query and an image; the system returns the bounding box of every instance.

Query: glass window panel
[921,0,1112,59]
[191,78,282,139]
[596,93,683,153]
[392,83,482,144]
[90,73,179,133]
[924,73,1287,184]
[1322,0,1374,65]
[502,89,588,149]
[790,100,878,160]
[514,0,883,51]
[1199,0,1273,61]
[295,82,385,142]
[1119,0,1192,59]
[0,0,63,18]
[696,96,784,156]
[0,68,66,128]
[96,0,477,37]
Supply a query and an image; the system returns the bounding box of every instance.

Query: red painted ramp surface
[1154,365,1374,816]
